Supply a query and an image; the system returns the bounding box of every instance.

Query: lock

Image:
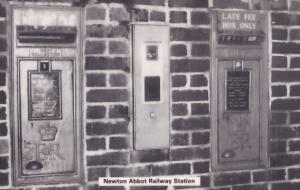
[133,24,170,150]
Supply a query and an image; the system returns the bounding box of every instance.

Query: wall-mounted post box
[211,10,269,171]
[11,6,82,185]
[132,24,170,150]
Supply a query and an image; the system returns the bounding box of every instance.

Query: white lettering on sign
[29,48,64,57]
[219,12,258,31]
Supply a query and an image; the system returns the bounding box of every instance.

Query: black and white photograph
[0,0,296,189]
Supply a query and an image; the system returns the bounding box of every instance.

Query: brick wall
[2,0,300,189]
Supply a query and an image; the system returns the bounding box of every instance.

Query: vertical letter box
[11,6,82,185]
[211,10,269,171]
[133,24,170,150]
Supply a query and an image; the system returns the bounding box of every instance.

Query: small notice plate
[226,71,250,111]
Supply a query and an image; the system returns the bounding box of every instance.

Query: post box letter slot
[145,76,160,102]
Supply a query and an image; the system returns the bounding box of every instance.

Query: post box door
[17,58,76,176]
[217,59,260,163]
[133,25,170,150]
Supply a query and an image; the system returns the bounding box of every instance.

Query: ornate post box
[132,24,170,150]
[211,10,269,171]
[11,6,83,185]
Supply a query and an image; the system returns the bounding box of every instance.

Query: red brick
[214,172,251,186]
[109,7,130,21]
[171,59,209,73]
[109,74,127,87]
[191,43,210,57]
[288,168,300,179]
[272,71,300,82]
[130,149,169,163]
[87,89,128,102]
[0,38,6,52]
[272,85,287,97]
[191,103,209,115]
[171,28,209,41]
[172,117,210,130]
[270,140,286,153]
[191,11,210,25]
[86,106,106,119]
[88,167,106,181]
[233,184,268,190]
[150,11,165,22]
[170,11,187,23]
[110,165,152,177]
[171,147,209,160]
[85,56,129,72]
[193,161,209,174]
[109,136,129,149]
[291,57,300,68]
[273,42,300,54]
[192,131,210,145]
[171,133,189,146]
[172,90,208,102]
[290,112,300,124]
[289,140,300,151]
[85,41,106,54]
[0,172,8,186]
[86,73,106,87]
[133,0,165,6]
[270,112,287,125]
[271,154,300,167]
[0,56,7,70]
[86,24,129,38]
[272,56,287,68]
[290,29,300,40]
[108,105,128,119]
[271,13,289,25]
[271,0,288,10]
[0,5,6,18]
[109,41,128,54]
[0,21,6,35]
[169,0,208,7]
[172,103,188,116]
[87,152,129,166]
[171,44,187,57]
[272,28,287,40]
[86,137,106,151]
[132,8,148,22]
[213,0,249,9]
[253,169,285,182]
[270,126,297,139]
[86,6,106,20]
[271,99,300,111]
[172,75,187,87]
[0,156,8,170]
[272,182,300,190]
[86,121,129,136]
[190,74,208,87]
[0,122,7,136]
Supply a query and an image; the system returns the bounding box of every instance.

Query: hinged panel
[133,24,170,150]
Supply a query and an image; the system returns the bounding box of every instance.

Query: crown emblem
[38,123,58,141]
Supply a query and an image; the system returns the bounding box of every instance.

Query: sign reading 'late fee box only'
[217,11,264,31]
